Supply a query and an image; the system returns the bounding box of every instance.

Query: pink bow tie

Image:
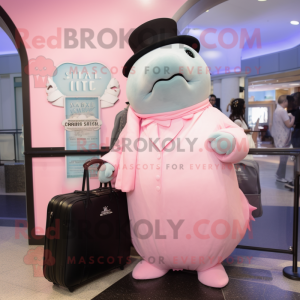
[141,114,194,128]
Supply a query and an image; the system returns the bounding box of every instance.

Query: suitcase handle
[83,159,106,171]
[82,159,113,207]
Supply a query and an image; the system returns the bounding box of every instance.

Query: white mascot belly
[99,18,255,288]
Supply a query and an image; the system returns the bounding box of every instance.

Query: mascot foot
[197,264,229,288]
[132,260,168,280]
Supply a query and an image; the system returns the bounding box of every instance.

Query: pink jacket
[101,103,252,271]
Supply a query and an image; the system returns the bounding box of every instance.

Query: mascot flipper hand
[98,163,115,183]
[98,18,253,288]
[208,132,236,155]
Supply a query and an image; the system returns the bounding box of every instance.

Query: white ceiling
[0,0,299,60]
[187,0,300,59]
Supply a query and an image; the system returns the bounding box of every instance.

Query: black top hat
[122,18,200,77]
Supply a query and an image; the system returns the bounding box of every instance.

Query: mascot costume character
[98,18,255,288]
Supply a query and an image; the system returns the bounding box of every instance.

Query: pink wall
[2,0,187,147]
[1,0,187,234]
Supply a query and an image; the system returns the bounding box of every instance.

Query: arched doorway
[0,6,38,241]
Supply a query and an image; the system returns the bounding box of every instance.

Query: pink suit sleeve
[211,111,249,164]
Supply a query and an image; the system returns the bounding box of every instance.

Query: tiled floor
[0,155,300,299]
[0,227,140,300]
[0,226,300,300]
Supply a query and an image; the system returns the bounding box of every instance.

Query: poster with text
[64,97,101,178]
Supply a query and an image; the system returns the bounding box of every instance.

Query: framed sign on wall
[63,96,102,178]
[45,62,120,178]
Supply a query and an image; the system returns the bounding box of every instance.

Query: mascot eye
[185,49,195,58]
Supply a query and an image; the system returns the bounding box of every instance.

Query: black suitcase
[43,159,131,292]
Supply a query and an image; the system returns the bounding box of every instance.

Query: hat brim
[123,35,200,77]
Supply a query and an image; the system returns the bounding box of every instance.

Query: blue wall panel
[0,55,10,74]
[242,44,300,76]
[8,55,21,74]
[259,53,279,74]
[241,57,260,76]
[0,54,21,74]
[279,47,298,71]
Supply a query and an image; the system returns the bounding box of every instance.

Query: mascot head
[124,18,211,114]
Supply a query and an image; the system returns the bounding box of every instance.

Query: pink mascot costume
[98,18,255,288]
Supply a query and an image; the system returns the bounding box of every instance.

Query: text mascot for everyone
[98,18,255,288]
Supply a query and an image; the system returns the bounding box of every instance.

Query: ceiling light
[291,21,299,25]
[206,10,209,12]
[290,83,299,86]
[258,0,267,2]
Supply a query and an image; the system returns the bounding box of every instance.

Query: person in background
[285,92,300,190]
[209,94,222,111]
[110,102,129,149]
[289,92,300,148]
[227,98,255,160]
[271,95,295,184]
